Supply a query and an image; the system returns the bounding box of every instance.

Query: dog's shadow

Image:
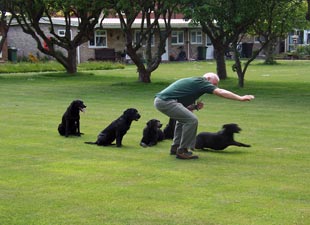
[194,149,249,155]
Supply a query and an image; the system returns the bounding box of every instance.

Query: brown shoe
[170,145,179,155]
[176,149,198,160]
[170,145,193,155]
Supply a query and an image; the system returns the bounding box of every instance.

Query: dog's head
[146,119,162,129]
[71,99,87,112]
[222,123,241,133]
[123,108,141,121]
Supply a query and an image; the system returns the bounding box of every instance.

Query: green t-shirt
[155,77,217,106]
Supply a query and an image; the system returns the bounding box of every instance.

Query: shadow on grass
[195,149,251,155]
[39,72,95,78]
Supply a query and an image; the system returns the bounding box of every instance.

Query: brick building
[7,17,212,63]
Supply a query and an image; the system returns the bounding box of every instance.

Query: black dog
[58,100,86,137]
[163,118,176,139]
[195,123,251,150]
[140,119,164,147]
[85,108,140,147]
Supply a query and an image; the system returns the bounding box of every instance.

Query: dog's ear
[222,124,234,132]
[230,123,241,132]
[123,108,136,115]
[222,124,228,129]
[223,123,241,133]
[148,119,156,127]
[67,101,76,111]
[123,108,131,117]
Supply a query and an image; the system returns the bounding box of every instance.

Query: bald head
[203,72,219,86]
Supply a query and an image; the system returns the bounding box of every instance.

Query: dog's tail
[84,141,97,145]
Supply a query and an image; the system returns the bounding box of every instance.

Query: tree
[9,0,106,73]
[231,0,307,87]
[0,0,13,55]
[306,0,310,20]
[230,35,268,87]
[183,0,263,80]
[232,0,301,87]
[253,0,305,64]
[110,0,180,83]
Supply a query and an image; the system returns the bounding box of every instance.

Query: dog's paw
[140,142,148,148]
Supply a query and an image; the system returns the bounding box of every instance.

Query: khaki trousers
[154,97,198,150]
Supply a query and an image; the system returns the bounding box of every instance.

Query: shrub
[296,45,310,57]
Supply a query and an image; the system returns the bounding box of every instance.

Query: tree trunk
[0,14,13,55]
[66,48,77,74]
[53,48,77,74]
[233,59,244,88]
[126,48,151,83]
[232,39,264,88]
[138,69,151,83]
[264,39,277,64]
[232,43,244,88]
[214,47,227,80]
[238,71,244,88]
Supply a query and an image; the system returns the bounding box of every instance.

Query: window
[134,31,154,47]
[190,30,202,44]
[171,31,184,45]
[89,30,107,48]
[58,30,66,37]
[57,29,72,39]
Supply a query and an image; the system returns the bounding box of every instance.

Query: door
[205,35,214,59]
[161,31,169,61]
[161,39,169,61]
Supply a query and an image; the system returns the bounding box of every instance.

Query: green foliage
[111,0,182,82]
[296,44,310,55]
[250,0,307,39]
[182,0,265,80]
[184,0,263,33]
[0,60,309,224]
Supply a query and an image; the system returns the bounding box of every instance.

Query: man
[154,72,254,160]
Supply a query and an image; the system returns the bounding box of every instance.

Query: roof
[11,17,200,29]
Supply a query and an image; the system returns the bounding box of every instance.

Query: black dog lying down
[163,118,176,139]
[195,123,251,150]
[140,119,164,147]
[85,108,140,147]
[58,99,86,137]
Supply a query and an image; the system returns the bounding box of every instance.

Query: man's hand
[240,95,255,101]
[195,101,204,110]
[187,101,204,111]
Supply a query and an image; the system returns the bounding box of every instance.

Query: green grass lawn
[0,60,309,225]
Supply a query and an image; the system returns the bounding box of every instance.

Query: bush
[296,45,310,57]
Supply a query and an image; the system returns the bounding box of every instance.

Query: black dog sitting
[195,123,251,150]
[163,118,176,139]
[58,99,86,137]
[140,119,164,147]
[85,108,140,147]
